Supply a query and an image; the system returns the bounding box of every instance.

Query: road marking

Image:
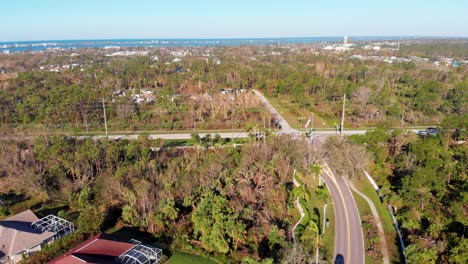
[324,163,351,264]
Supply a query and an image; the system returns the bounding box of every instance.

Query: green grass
[320,203,335,260]
[350,189,376,264]
[353,177,401,263]
[266,95,335,129]
[167,252,218,264]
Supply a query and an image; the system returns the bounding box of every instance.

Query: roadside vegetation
[0,135,322,263]
[0,42,466,263]
[348,115,467,264]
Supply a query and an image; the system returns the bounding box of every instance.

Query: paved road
[252,89,364,264]
[252,89,295,133]
[78,130,371,141]
[322,163,365,264]
[78,132,251,140]
[349,180,389,264]
[0,129,409,142]
[0,89,421,264]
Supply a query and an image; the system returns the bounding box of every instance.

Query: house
[49,233,163,264]
[221,88,245,95]
[0,210,74,264]
[220,88,233,95]
[131,90,155,104]
[0,67,6,74]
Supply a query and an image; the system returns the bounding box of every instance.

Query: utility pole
[84,113,89,133]
[400,108,405,128]
[311,113,314,143]
[315,226,320,264]
[323,203,328,233]
[340,94,346,137]
[102,97,109,138]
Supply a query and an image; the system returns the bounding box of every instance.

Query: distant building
[0,210,74,264]
[49,233,163,264]
[131,90,155,104]
[220,88,245,95]
[323,36,354,52]
[0,67,6,74]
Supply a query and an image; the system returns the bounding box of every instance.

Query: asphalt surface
[252,89,364,264]
[79,132,250,140]
[1,89,423,263]
[322,163,365,264]
[252,89,295,133]
[74,130,371,141]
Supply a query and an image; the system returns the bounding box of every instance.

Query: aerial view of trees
[0,41,466,263]
[0,135,317,262]
[351,115,467,263]
[1,43,466,132]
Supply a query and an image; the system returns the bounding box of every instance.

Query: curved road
[2,90,405,264]
[252,90,364,264]
[322,163,364,264]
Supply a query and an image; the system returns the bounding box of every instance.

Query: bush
[20,233,88,263]
[0,207,9,217]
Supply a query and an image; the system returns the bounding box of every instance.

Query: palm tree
[300,221,320,263]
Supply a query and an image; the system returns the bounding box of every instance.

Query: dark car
[334,254,345,264]
[418,127,439,137]
[426,127,439,136]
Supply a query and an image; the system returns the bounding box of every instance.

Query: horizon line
[1,35,468,43]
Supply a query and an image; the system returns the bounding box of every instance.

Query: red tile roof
[49,233,135,264]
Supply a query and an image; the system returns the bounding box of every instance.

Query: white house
[0,210,74,264]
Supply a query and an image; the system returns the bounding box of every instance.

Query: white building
[0,210,74,264]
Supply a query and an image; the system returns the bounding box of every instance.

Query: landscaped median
[291,168,335,262]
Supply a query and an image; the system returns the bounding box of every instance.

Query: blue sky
[2,0,467,41]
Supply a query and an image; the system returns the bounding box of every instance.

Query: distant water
[0,37,409,53]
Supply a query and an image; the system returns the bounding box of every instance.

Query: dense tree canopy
[0,135,317,262]
[351,115,467,263]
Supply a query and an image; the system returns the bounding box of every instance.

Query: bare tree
[323,136,371,179]
[352,86,372,105]
[280,243,315,264]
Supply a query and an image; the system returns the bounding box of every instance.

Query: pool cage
[117,240,163,264]
[31,214,75,240]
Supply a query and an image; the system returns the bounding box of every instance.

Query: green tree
[405,244,438,264]
[191,190,246,253]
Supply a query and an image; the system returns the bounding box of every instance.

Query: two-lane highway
[252,89,364,263]
[322,163,364,264]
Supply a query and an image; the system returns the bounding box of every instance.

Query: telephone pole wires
[340,94,346,137]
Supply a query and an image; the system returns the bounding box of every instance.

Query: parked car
[418,127,439,136]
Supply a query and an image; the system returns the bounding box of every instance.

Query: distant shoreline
[2,35,467,43]
[1,36,466,53]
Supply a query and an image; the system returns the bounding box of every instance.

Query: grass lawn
[352,177,401,263]
[167,252,218,264]
[320,203,335,260]
[266,95,337,129]
[350,189,376,264]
